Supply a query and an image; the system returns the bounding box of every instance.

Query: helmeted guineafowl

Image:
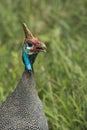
[0,23,48,130]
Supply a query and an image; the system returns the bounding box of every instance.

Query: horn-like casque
[22,23,34,39]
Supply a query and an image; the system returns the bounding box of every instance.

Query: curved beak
[37,42,47,52]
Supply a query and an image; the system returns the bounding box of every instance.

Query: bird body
[0,71,48,130]
[0,23,48,130]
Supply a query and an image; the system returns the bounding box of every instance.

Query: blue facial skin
[23,52,32,71]
[22,43,33,71]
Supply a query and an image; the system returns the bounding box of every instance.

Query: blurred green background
[0,0,87,130]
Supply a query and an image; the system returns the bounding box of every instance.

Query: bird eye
[27,41,34,47]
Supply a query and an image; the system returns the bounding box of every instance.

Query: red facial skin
[29,38,41,52]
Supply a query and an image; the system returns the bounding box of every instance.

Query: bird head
[22,23,46,55]
[22,23,46,71]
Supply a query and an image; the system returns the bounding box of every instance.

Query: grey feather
[0,70,48,130]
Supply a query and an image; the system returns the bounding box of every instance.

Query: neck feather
[17,70,36,95]
[10,70,37,106]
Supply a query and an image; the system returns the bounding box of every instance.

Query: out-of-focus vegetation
[0,0,87,129]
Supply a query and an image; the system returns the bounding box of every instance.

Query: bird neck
[22,51,38,72]
[11,70,37,106]
[17,70,37,97]
[29,53,38,64]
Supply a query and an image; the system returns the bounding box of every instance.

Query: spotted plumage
[0,23,48,130]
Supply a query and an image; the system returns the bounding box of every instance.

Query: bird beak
[38,42,47,52]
